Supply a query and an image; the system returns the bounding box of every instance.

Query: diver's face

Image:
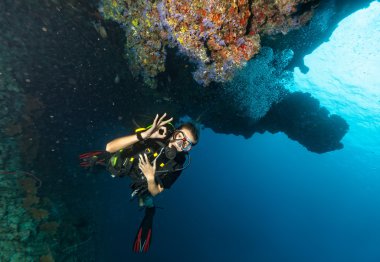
[171,127,196,152]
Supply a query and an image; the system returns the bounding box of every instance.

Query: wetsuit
[79,137,187,253]
[106,139,186,199]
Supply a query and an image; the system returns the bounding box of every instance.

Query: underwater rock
[0,9,95,257]
[100,0,318,87]
[158,47,348,153]
[222,47,292,120]
[256,92,349,153]
[39,254,55,262]
[95,0,363,152]
[39,221,59,235]
[98,0,373,86]
[0,169,95,261]
[261,0,374,72]
[0,61,43,168]
[0,171,52,260]
[0,61,24,171]
[98,0,373,91]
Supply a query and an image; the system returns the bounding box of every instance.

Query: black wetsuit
[107,139,186,197]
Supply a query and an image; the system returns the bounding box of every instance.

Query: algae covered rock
[100,0,318,87]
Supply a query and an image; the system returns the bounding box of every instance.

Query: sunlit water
[290,1,380,162]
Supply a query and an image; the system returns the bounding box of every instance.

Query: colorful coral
[0,171,54,260]
[0,169,93,260]
[102,0,167,88]
[0,2,97,260]
[101,0,317,86]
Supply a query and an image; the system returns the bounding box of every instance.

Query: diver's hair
[177,122,199,145]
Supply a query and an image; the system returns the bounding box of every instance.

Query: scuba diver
[79,113,199,253]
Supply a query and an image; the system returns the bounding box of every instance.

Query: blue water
[93,3,380,261]
[97,128,379,261]
[2,0,379,260]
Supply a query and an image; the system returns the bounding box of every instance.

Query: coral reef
[0,169,95,261]
[0,62,43,169]
[0,170,58,261]
[102,0,167,88]
[0,60,25,171]
[0,68,24,132]
[0,22,94,259]
[101,0,318,87]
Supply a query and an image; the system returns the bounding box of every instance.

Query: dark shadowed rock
[256,92,349,153]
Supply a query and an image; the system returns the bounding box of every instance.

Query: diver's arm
[105,131,148,153]
[146,178,164,196]
[106,113,172,153]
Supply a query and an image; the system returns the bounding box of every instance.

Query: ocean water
[99,129,380,262]
[1,1,379,261]
[85,2,380,261]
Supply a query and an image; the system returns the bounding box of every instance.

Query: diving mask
[173,130,193,152]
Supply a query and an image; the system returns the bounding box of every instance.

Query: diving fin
[133,206,156,253]
[79,151,109,168]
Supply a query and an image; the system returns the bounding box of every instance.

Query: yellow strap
[135,127,146,133]
[111,156,118,167]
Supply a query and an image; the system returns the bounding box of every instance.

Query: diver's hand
[138,153,156,181]
[142,113,173,140]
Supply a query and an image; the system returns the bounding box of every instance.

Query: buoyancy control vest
[106,123,175,178]
[106,123,188,197]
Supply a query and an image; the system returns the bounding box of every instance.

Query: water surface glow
[291,1,380,156]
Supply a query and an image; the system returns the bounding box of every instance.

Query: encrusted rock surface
[101,0,318,87]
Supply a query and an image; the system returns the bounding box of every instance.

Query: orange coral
[23,195,40,208]
[40,222,60,235]
[3,122,22,136]
[29,208,49,220]
[40,254,54,262]
[102,0,317,86]
[19,177,38,194]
